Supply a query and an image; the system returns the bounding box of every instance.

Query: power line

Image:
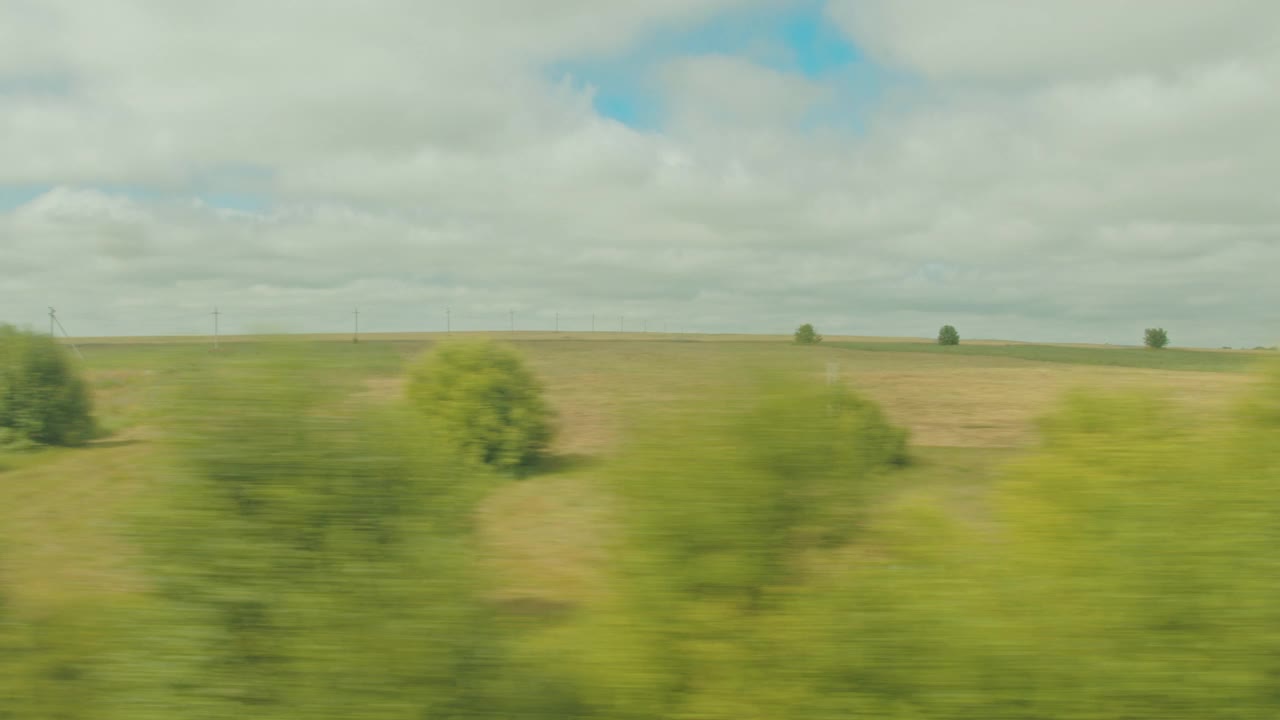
[47,307,83,360]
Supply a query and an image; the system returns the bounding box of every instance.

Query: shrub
[0,325,94,447]
[1144,327,1169,349]
[564,376,909,717]
[782,370,1280,718]
[793,324,823,345]
[407,340,554,473]
[937,324,960,346]
[122,345,500,717]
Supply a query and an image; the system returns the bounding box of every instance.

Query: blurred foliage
[0,325,94,448]
[793,324,823,345]
[773,361,1280,719]
[551,376,910,718]
[4,337,1280,718]
[937,324,960,346]
[1144,327,1170,349]
[407,340,554,474]
[108,345,503,719]
[0,604,116,719]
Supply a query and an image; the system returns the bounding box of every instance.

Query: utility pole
[212,307,220,351]
[47,307,83,360]
[446,306,451,334]
[352,307,360,343]
[509,309,514,332]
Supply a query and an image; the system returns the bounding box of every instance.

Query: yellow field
[0,334,1263,614]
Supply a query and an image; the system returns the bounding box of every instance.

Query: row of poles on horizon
[204,307,689,348]
[41,307,693,352]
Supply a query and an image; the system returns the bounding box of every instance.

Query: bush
[407,340,554,473]
[793,324,823,345]
[0,325,94,447]
[1144,327,1169,349]
[121,345,501,718]
[561,376,909,717]
[937,324,960,346]
[782,369,1280,718]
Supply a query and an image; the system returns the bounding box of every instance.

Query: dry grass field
[2,333,1268,614]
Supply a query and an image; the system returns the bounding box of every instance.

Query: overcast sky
[2,1,1278,346]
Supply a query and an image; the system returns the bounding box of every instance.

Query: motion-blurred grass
[3,334,1279,717]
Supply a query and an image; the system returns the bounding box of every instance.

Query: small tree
[0,325,94,447]
[408,340,554,473]
[937,325,960,346]
[122,346,501,717]
[794,324,823,345]
[1144,327,1169,349]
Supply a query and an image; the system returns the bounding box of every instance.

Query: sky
[1,0,1278,347]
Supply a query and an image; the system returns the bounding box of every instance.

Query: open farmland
[0,332,1263,615]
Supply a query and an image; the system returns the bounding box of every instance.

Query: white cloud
[827,0,1280,83]
[1,1,1278,347]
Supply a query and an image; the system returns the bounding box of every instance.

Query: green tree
[562,376,908,718]
[1144,327,1169,349]
[407,340,554,473]
[793,324,823,345]
[782,364,1280,718]
[114,346,501,719]
[937,324,960,346]
[0,325,94,447]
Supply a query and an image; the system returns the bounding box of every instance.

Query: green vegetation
[937,324,960,346]
[0,325,94,447]
[115,346,501,718]
[549,376,910,717]
[3,331,1280,717]
[408,340,555,473]
[830,339,1258,372]
[793,323,823,345]
[789,364,1280,718]
[1145,326,1170,349]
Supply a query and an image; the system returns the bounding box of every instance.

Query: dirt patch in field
[846,363,1253,448]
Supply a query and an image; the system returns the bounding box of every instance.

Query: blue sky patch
[0,185,50,212]
[547,0,886,131]
[0,182,271,215]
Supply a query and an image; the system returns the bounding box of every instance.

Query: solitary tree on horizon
[1144,327,1169,349]
[794,324,823,345]
[937,325,960,346]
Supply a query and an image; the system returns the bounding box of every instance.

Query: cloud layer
[2,1,1278,346]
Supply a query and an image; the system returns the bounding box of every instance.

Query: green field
[830,340,1272,372]
[1,333,1259,611]
[3,332,1279,717]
